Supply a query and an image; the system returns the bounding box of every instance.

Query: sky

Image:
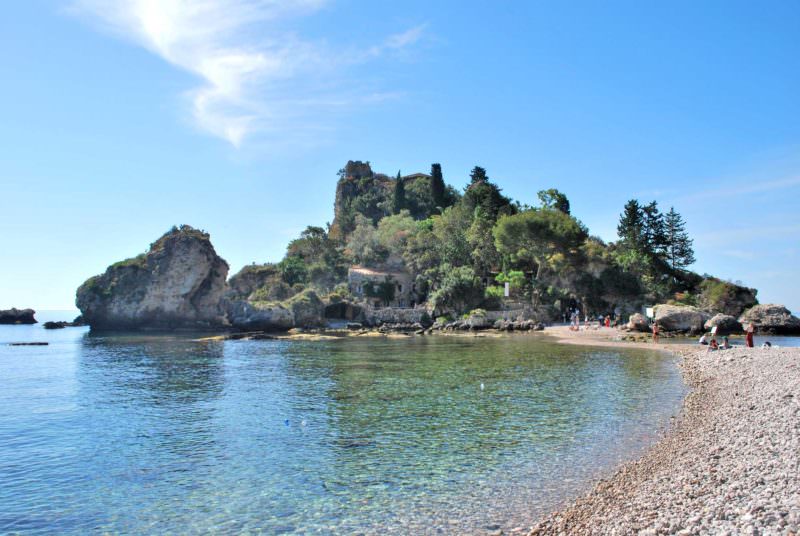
[1,0,798,313]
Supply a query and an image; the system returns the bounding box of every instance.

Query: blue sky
[1,0,798,313]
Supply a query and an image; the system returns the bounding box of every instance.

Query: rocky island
[0,308,37,324]
[76,225,229,330]
[75,161,800,336]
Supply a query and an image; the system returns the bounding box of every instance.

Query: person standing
[745,322,755,348]
[652,322,659,343]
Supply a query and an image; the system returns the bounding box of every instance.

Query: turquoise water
[0,321,685,534]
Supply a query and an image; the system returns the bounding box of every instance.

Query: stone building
[348,266,418,308]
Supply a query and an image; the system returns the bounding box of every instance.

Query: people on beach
[708,338,719,351]
[698,333,709,345]
[745,322,755,348]
[604,315,611,328]
[762,341,772,349]
[721,336,731,350]
[652,322,659,343]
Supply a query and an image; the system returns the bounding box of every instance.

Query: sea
[0,311,689,534]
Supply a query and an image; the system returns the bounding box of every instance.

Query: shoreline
[526,326,800,535]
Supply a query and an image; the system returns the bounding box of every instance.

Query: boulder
[225,300,294,331]
[626,313,650,332]
[76,225,229,330]
[465,309,490,330]
[704,314,743,335]
[0,308,37,324]
[738,304,800,335]
[653,304,710,334]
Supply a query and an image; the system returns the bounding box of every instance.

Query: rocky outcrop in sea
[0,308,37,324]
[75,225,229,330]
[738,304,800,334]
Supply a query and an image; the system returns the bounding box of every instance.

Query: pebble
[528,346,800,535]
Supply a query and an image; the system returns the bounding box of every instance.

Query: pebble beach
[529,327,800,535]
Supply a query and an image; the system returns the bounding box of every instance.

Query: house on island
[348,266,418,308]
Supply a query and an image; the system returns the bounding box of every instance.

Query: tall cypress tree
[664,207,695,271]
[430,163,445,209]
[393,171,406,214]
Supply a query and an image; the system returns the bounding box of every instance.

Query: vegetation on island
[228,160,756,319]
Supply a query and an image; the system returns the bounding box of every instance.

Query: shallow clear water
[0,320,686,534]
[657,334,800,347]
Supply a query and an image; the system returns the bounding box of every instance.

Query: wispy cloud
[674,175,800,205]
[695,222,800,245]
[69,0,424,147]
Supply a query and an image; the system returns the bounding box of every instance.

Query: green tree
[462,167,514,222]
[466,207,501,274]
[642,201,667,258]
[428,265,485,314]
[393,171,406,214]
[469,166,488,184]
[346,215,388,265]
[278,256,308,286]
[430,163,446,210]
[376,210,416,259]
[494,208,588,305]
[617,199,645,250]
[537,188,571,214]
[664,206,695,271]
[432,204,473,267]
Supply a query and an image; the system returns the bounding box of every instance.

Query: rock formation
[653,304,710,334]
[76,225,229,330]
[226,289,325,331]
[226,263,291,302]
[225,300,294,331]
[704,314,743,335]
[738,304,800,334]
[0,308,37,324]
[697,278,758,317]
[329,160,437,238]
[626,313,650,332]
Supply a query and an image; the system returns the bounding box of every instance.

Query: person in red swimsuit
[745,322,755,348]
[652,322,659,343]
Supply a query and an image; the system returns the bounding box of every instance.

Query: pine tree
[393,171,406,214]
[469,166,488,184]
[430,163,445,209]
[642,201,667,257]
[537,188,571,214]
[617,199,644,249]
[664,207,695,271]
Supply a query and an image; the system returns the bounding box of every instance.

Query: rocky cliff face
[329,160,437,239]
[76,225,229,330]
[0,308,37,324]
